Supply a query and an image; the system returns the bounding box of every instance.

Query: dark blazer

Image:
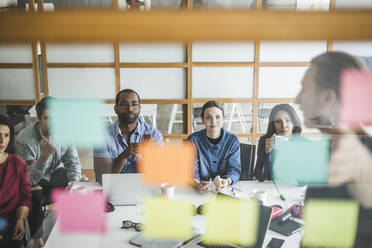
[254,135,271,181]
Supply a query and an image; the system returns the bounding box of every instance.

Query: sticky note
[143,197,194,240]
[52,189,106,233]
[340,70,372,127]
[302,200,359,248]
[49,98,106,148]
[139,142,195,186]
[203,198,259,246]
[272,138,330,186]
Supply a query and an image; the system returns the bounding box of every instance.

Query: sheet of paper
[52,189,106,233]
[203,198,259,246]
[49,98,106,148]
[340,70,372,127]
[139,142,195,186]
[302,199,359,248]
[272,138,330,185]
[143,197,194,240]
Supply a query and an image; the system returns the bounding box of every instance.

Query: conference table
[44,181,306,248]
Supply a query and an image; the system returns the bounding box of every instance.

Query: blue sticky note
[49,98,106,148]
[272,137,330,185]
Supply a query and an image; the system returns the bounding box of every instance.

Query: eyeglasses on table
[121,220,145,232]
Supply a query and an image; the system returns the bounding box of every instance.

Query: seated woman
[187,101,241,192]
[254,104,303,182]
[0,115,31,248]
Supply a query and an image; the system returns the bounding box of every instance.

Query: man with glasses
[94,89,163,183]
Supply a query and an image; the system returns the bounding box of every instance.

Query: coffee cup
[250,189,268,205]
[160,183,175,200]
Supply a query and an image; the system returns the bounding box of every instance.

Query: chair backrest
[239,143,256,181]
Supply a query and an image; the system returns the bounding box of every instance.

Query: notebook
[102,173,155,206]
[182,205,273,248]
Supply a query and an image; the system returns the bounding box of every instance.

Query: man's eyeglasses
[118,102,140,109]
[121,220,145,232]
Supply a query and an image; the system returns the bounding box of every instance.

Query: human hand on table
[195,180,211,193]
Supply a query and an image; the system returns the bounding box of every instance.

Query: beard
[118,112,139,125]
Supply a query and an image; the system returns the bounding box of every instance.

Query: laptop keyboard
[197,242,239,248]
[141,240,183,248]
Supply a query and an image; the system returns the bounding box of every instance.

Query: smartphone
[267,238,285,248]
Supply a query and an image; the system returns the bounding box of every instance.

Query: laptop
[102,173,155,206]
[182,205,273,248]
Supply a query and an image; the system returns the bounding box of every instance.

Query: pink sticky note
[52,189,106,234]
[340,70,372,127]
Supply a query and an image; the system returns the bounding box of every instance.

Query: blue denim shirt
[187,129,241,184]
[93,119,163,173]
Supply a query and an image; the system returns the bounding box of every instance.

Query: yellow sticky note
[302,200,359,248]
[144,197,194,240]
[203,198,259,246]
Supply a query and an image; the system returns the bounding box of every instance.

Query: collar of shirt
[201,128,225,151]
[33,122,43,142]
[114,119,146,147]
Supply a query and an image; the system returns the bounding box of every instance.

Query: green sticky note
[144,197,194,240]
[272,138,330,185]
[203,198,259,246]
[49,98,106,148]
[302,200,359,248]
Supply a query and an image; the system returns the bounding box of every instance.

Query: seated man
[15,96,82,248]
[94,89,163,182]
[295,51,372,247]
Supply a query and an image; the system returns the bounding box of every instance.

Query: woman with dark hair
[187,101,241,192]
[0,115,31,248]
[254,104,303,181]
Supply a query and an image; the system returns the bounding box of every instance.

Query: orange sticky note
[139,142,195,186]
[52,189,106,234]
[340,70,372,127]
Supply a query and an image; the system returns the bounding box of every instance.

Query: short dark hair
[0,114,15,154]
[266,104,302,137]
[311,51,364,99]
[115,89,141,106]
[36,96,54,120]
[200,100,224,119]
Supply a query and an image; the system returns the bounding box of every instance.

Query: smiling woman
[187,100,241,193]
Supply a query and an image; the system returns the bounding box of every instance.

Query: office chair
[239,143,256,181]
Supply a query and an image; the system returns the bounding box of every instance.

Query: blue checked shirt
[94,119,163,173]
